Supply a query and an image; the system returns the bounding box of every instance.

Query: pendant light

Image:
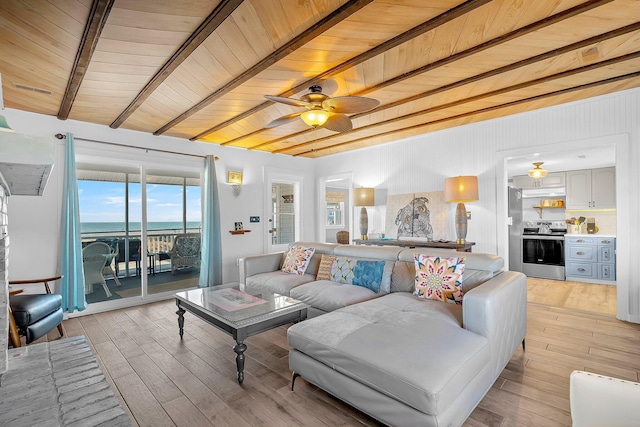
[527,162,548,179]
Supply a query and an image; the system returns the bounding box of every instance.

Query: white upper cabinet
[512,172,565,189]
[566,167,615,209]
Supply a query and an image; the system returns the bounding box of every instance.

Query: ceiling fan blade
[264,95,313,109]
[322,96,380,114]
[265,112,303,128]
[323,113,353,133]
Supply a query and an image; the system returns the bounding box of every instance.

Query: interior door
[266,171,302,253]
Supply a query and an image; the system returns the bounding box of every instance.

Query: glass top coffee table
[175,283,308,385]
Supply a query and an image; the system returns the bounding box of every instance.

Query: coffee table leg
[234,340,247,385]
[176,307,185,338]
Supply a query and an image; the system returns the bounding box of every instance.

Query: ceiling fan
[264,85,380,133]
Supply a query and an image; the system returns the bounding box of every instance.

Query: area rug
[0,336,132,426]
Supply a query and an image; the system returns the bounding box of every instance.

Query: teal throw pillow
[352,260,385,293]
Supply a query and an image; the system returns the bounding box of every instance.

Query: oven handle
[522,235,565,241]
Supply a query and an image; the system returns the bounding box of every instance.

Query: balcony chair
[115,238,142,276]
[82,242,112,297]
[8,276,65,348]
[97,238,122,286]
[169,234,201,274]
[336,230,350,244]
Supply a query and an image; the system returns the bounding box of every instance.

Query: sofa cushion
[246,271,316,296]
[392,260,494,294]
[329,256,394,294]
[282,245,315,275]
[414,254,465,304]
[287,293,490,416]
[290,280,379,312]
[316,254,336,280]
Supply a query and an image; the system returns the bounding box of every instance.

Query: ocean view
[81,221,201,234]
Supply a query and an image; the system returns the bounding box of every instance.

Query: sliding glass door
[77,162,201,306]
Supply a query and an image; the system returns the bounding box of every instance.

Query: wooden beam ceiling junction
[109,0,245,129]
[57,0,114,120]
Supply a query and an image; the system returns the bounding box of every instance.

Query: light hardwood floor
[527,278,617,316]
[50,289,639,427]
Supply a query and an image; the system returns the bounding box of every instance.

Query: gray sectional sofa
[239,242,527,427]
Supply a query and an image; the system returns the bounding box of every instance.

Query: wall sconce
[228,171,242,196]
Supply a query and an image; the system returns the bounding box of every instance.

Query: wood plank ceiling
[1,0,639,158]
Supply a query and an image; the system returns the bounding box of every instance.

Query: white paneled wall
[314,87,640,323]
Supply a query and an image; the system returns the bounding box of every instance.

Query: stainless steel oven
[522,221,566,280]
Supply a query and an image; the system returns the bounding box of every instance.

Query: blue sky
[78,180,201,223]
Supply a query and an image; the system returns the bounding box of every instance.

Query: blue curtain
[59,133,87,312]
[198,155,223,287]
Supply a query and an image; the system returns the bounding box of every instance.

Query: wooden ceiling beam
[280,52,640,155]
[349,22,640,121]
[110,0,244,129]
[296,71,640,157]
[154,0,374,136]
[354,0,614,97]
[228,0,618,150]
[196,0,491,141]
[57,0,114,120]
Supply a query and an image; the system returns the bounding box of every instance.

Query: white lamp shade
[444,176,479,202]
[353,187,374,206]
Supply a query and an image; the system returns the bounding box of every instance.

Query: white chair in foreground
[570,370,640,426]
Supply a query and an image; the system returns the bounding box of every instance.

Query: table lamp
[444,176,478,244]
[353,187,374,240]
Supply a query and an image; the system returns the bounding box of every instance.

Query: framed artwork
[384,192,446,240]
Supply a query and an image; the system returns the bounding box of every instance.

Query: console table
[353,239,475,252]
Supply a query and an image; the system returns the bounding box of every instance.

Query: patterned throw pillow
[330,257,358,284]
[414,254,465,304]
[316,254,336,280]
[281,246,315,275]
[352,260,385,293]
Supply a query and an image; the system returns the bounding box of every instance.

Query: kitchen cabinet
[565,236,616,283]
[512,172,565,189]
[566,167,615,209]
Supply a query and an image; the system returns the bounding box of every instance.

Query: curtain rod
[54,133,219,160]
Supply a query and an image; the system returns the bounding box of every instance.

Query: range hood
[0,131,54,196]
[521,187,566,198]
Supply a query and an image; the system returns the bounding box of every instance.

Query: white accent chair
[83,242,113,298]
[570,370,640,426]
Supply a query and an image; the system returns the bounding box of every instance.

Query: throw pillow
[281,246,315,275]
[316,254,336,280]
[330,257,358,283]
[352,260,385,293]
[414,254,465,304]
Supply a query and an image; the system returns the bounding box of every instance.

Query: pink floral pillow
[414,254,465,304]
[282,246,315,275]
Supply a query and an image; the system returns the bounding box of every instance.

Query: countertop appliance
[508,187,523,272]
[522,220,567,280]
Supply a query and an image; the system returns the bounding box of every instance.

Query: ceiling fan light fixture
[528,162,548,178]
[301,109,330,128]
